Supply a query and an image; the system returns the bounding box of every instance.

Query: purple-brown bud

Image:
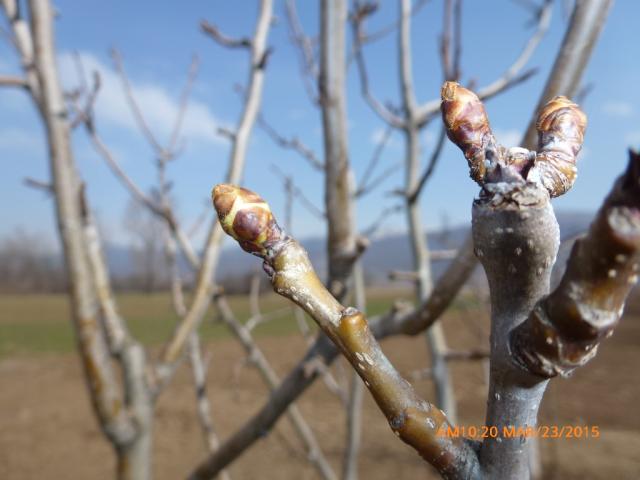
[440,81,498,184]
[511,150,640,377]
[212,184,284,256]
[532,96,587,198]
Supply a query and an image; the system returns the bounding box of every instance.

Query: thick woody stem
[29,0,128,442]
[471,182,559,479]
[212,184,481,479]
[188,235,478,479]
[511,150,640,377]
[320,0,358,301]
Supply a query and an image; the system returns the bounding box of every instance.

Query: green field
[0,288,450,356]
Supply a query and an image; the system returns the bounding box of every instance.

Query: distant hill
[101,210,597,286]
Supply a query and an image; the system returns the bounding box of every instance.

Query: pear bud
[212,184,284,256]
[440,81,498,184]
[533,96,587,197]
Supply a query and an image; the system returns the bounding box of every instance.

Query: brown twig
[356,124,393,196]
[206,185,481,479]
[23,176,53,193]
[258,113,324,170]
[271,164,326,220]
[200,20,252,49]
[415,0,553,127]
[0,73,27,87]
[157,0,274,382]
[350,0,405,127]
[284,0,319,104]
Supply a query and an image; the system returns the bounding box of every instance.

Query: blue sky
[0,1,638,250]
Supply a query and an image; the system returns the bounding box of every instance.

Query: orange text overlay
[436,425,600,440]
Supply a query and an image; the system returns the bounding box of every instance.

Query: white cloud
[602,101,634,118]
[494,129,522,148]
[58,51,225,146]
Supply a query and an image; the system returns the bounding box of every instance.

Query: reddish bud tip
[212,184,284,256]
[440,82,497,184]
[533,96,587,197]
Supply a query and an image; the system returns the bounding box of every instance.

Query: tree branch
[155,0,274,388]
[24,0,141,464]
[350,0,405,128]
[285,0,320,104]
[521,0,613,148]
[200,20,252,49]
[187,227,477,477]
[214,293,337,480]
[511,150,640,377]
[206,184,481,479]
[0,73,28,87]
[415,0,553,127]
[258,113,324,170]
[320,0,360,302]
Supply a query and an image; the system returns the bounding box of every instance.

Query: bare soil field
[1,298,639,479]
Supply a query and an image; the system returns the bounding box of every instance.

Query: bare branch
[342,370,364,480]
[200,20,252,49]
[355,124,393,196]
[187,200,212,239]
[355,161,402,198]
[22,2,148,473]
[208,185,480,479]
[379,233,477,337]
[188,229,477,477]
[271,164,326,220]
[350,1,405,128]
[407,125,446,203]
[111,49,164,153]
[285,0,319,104]
[416,0,553,126]
[167,55,200,155]
[472,0,552,100]
[214,294,337,480]
[0,0,41,101]
[522,0,613,147]
[439,0,462,81]
[258,113,324,170]
[388,270,419,282]
[352,0,430,46]
[361,204,402,238]
[321,0,362,302]
[216,126,236,141]
[23,176,53,192]
[0,73,27,87]
[156,0,274,383]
